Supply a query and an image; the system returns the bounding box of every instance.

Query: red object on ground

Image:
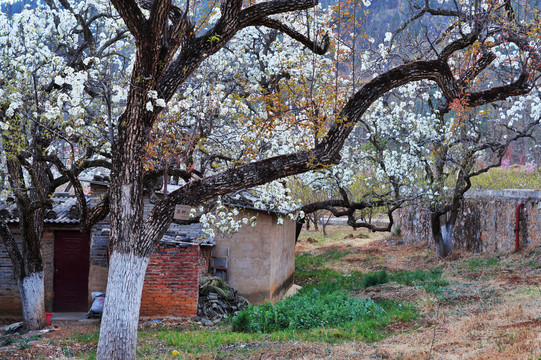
[45,312,53,326]
[515,202,524,252]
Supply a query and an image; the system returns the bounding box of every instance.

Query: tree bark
[431,212,455,258]
[0,159,48,330]
[96,251,150,360]
[17,271,46,330]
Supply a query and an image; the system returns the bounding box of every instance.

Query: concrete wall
[214,209,296,304]
[395,190,541,254]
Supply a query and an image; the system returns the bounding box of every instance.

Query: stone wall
[140,244,203,318]
[395,190,541,254]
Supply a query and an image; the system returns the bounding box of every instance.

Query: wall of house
[1,184,209,323]
[395,190,541,254]
[270,216,296,301]
[42,231,55,312]
[0,227,22,323]
[214,209,296,304]
[88,184,110,302]
[1,228,60,323]
[140,244,204,318]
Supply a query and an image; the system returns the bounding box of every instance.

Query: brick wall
[42,231,54,312]
[140,244,205,318]
[0,227,22,323]
[0,228,55,323]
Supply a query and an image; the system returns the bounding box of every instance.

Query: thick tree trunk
[17,271,46,330]
[96,251,150,360]
[96,66,158,358]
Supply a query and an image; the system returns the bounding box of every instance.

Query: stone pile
[197,276,249,322]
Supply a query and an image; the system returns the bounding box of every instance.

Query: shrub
[232,288,383,333]
[231,310,251,332]
[470,167,541,190]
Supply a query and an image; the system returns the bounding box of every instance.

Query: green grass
[296,247,448,295]
[69,332,99,343]
[223,253,450,348]
[224,254,440,346]
[232,289,384,333]
[295,249,355,283]
[470,167,541,190]
[296,249,353,270]
[389,269,449,294]
[465,256,501,269]
[159,298,419,355]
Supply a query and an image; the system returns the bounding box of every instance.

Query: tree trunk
[431,213,455,258]
[95,76,157,359]
[313,213,319,231]
[18,271,46,330]
[96,251,150,360]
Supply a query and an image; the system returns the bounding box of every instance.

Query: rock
[5,322,23,334]
[22,330,43,339]
[282,284,302,299]
[200,318,214,327]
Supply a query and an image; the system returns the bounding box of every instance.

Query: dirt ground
[1,226,540,359]
[291,227,541,360]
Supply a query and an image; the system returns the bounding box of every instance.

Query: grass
[296,249,353,270]
[296,246,448,295]
[470,167,541,190]
[158,298,419,356]
[297,225,384,246]
[465,256,501,269]
[295,249,355,284]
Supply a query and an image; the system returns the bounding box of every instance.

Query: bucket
[45,312,53,326]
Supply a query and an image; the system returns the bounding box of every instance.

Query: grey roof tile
[0,195,86,224]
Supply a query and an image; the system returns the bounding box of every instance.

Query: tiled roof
[0,195,84,224]
[159,225,214,247]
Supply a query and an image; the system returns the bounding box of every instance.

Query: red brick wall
[140,244,202,318]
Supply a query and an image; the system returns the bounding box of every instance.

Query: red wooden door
[53,231,90,312]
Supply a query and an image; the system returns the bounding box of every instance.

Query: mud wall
[395,190,541,254]
[214,209,296,304]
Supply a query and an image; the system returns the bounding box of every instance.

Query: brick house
[0,186,212,323]
[0,182,296,323]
